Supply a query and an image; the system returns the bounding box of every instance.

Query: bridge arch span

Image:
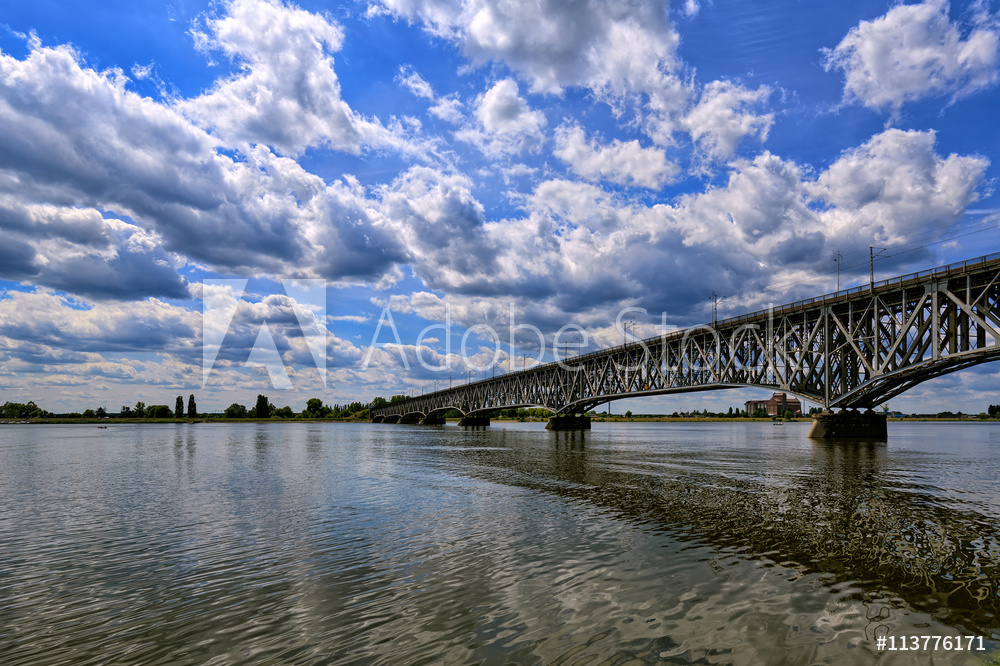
[831,347,1000,408]
[424,406,463,418]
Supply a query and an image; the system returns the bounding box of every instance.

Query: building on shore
[745,392,802,416]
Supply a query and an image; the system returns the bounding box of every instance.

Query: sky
[2,0,1000,414]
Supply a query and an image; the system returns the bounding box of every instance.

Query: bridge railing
[710,251,1000,332]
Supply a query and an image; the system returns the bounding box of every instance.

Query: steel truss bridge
[371,253,1000,423]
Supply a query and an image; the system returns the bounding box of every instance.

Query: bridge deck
[371,252,1000,419]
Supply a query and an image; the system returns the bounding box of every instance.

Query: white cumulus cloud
[182,0,423,156]
[375,0,772,162]
[682,80,773,162]
[823,0,1000,116]
[456,78,546,156]
[0,38,406,289]
[553,124,678,189]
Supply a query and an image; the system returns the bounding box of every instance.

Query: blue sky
[2,0,1000,414]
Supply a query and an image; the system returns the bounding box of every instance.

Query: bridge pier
[383,415,400,424]
[545,415,591,431]
[399,414,422,424]
[457,415,490,427]
[419,415,446,425]
[371,415,384,423]
[808,410,887,440]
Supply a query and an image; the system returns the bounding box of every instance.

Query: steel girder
[370,254,1000,419]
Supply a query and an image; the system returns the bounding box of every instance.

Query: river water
[1,421,998,665]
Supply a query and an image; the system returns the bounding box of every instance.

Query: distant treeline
[2,394,373,420]
[0,401,53,419]
[9,395,1000,421]
[221,395,370,420]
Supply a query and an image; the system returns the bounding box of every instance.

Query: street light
[833,251,843,292]
[712,293,725,325]
[623,317,636,347]
[870,246,887,292]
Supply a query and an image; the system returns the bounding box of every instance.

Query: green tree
[305,397,329,417]
[225,403,248,418]
[96,407,106,418]
[274,406,294,418]
[0,401,48,418]
[134,401,146,418]
[83,409,96,418]
[254,394,272,419]
[175,396,184,419]
[187,395,197,418]
[625,410,632,418]
[370,396,388,409]
[782,408,794,420]
[147,404,172,418]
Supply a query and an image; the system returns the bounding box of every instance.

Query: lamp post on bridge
[870,246,887,292]
[623,318,636,347]
[712,293,726,326]
[561,333,581,361]
[834,251,843,292]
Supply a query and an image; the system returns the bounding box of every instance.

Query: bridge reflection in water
[437,425,1000,639]
[373,253,1000,437]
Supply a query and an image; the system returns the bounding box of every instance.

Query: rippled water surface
[2,421,1000,664]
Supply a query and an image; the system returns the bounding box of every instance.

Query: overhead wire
[629,217,1000,331]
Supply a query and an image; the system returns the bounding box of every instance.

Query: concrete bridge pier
[371,415,384,423]
[383,415,401,424]
[808,409,887,440]
[419,415,446,425]
[399,414,422,424]
[457,415,490,427]
[545,415,591,431]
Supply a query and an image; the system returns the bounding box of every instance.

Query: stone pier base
[457,415,490,427]
[545,415,592,431]
[419,415,446,425]
[808,410,887,440]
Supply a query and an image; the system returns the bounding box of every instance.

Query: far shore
[0,415,993,425]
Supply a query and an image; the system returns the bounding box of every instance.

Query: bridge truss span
[370,253,1000,421]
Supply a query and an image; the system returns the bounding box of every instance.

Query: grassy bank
[3,415,991,425]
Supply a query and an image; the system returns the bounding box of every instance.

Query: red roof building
[745,392,802,416]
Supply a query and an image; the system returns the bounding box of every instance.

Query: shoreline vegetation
[5,394,999,425]
[1,415,995,425]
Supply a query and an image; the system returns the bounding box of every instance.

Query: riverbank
[0,417,372,425]
[3,415,990,425]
